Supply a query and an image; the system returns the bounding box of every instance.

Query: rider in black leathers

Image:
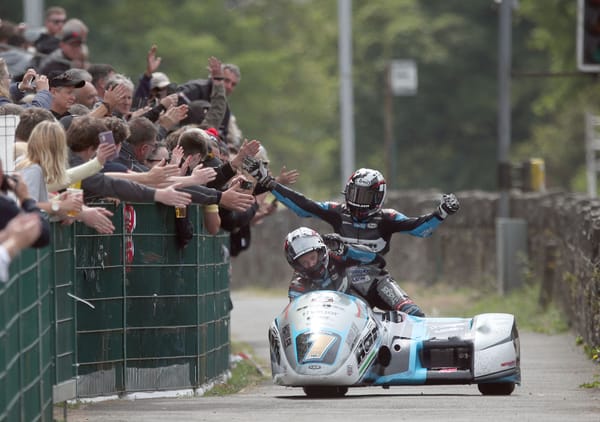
[246,164,460,316]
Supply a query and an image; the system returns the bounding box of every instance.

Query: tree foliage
[3,0,596,196]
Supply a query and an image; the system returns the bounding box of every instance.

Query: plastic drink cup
[67,188,83,217]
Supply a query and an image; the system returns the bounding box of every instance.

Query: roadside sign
[389,60,418,96]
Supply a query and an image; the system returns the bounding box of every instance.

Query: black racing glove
[436,193,460,219]
[242,156,276,189]
[322,233,346,255]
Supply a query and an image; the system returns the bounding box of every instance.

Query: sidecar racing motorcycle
[269,289,520,397]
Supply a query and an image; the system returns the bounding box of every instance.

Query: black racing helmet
[344,168,387,220]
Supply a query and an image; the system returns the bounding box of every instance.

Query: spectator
[177,128,260,191]
[33,6,67,56]
[179,99,211,126]
[1,62,51,109]
[176,133,262,256]
[178,59,237,144]
[67,103,91,116]
[103,73,134,119]
[37,19,88,75]
[65,67,92,82]
[0,158,50,249]
[115,116,159,171]
[149,72,171,101]
[0,20,34,79]
[0,103,24,119]
[131,44,168,110]
[47,70,85,118]
[15,119,117,233]
[145,141,170,168]
[101,116,130,172]
[166,141,220,236]
[88,63,115,99]
[68,69,97,109]
[222,144,297,257]
[0,213,42,282]
[15,120,84,217]
[101,120,196,189]
[249,145,298,226]
[65,114,207,209]
[14,106,55,142]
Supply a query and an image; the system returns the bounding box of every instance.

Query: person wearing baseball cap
[38,18,88,75]
[48,70,85,119]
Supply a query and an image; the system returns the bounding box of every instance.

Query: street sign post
[384,60,417,187]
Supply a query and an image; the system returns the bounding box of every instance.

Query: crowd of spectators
[0,6,300,281]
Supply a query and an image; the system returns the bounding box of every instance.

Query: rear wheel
[477,382,515,396]
[302,386,348,398]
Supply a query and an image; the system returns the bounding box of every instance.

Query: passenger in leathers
[248,164,460,316]
[285,227,423,315]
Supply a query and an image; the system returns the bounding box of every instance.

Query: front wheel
[303,386,348,398]
[477,382,515,396]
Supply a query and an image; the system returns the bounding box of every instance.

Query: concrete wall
[231,190,600,348]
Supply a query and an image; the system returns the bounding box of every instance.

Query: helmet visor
[346,184,382,208]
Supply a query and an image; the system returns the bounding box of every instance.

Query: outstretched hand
[231,139,261,170]
[146,44,162,76]
[276,166,299,186]
[219,180,256,212]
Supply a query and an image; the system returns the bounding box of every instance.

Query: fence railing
[0,203,231,420]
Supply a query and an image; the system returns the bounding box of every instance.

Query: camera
[240,180,254,190]
[1,174,18,192]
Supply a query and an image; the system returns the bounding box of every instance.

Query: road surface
[64,292,599,422]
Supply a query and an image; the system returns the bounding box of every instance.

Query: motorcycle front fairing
[269,291,383,387]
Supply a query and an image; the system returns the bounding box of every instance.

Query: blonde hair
[16,121,69,187]
[0,58,11,98]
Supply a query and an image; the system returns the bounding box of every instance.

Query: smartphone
[98,131,118,161]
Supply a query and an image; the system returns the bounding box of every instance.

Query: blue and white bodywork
[269,290,520,397]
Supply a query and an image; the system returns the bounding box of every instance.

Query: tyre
[302,386,348,398]
[477,382,515,396]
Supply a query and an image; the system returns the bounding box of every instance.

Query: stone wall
[231,190,600,348]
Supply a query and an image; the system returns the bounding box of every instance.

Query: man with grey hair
[103,73,134,118]
[178,61,242,146]
[221,63,240,97]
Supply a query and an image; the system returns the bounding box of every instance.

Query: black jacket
[0,195,50,248]
[178,78,231,141]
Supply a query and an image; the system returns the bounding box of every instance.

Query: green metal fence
[74,203,231,397]
[1,246,53,422]
[0,203,232,420]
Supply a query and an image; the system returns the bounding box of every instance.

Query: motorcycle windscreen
[281,291,371,370]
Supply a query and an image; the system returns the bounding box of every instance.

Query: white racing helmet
[284,227,329,279]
